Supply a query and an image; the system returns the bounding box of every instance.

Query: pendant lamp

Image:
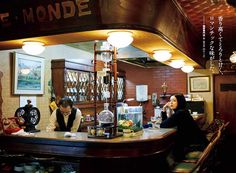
[107,31,133,48]
[181,65,194,73]
[22,41,45,55]
[153,50,172,62]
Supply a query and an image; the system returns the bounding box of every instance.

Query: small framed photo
[136,85,148,102]
[13,52,45,95]
[189,76,210,92]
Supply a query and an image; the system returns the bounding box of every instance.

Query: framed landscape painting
[189,76,210,92]
[13,52,45,95]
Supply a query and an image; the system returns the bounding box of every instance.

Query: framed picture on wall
[189,76,210,92]
[136,85,148,102]
[13,52,45,95]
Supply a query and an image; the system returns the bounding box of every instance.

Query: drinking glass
[151,116,157,129]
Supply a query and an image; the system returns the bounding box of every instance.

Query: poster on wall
[20,96,37,107]
[12,52,45,95]
[189,76,210,92]
[136,85,148,102]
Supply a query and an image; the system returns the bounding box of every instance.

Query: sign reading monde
[0,0,98,41]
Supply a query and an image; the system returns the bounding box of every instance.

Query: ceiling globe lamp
[181,65,194,73]
[229,51,236,63]
[169,59,185,68]
[22,41,45,55]
[107,31,133,48]
[153,50,172,62]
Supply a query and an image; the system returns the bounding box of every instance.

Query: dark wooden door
[214,74,236,135]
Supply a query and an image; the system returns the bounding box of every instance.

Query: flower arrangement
[118,119,134,129]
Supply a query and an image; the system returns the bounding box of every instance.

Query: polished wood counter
[0,128,176,173]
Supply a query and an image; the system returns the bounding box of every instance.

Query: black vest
[56,108,77,131]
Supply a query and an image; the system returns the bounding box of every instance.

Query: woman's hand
[163,102,170,112]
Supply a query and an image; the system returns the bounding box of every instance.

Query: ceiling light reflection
[153,50,172,62]
[107,31,133,48]
[22,41,45,55]
[181,65,194,73]
[230,51,236,63]
[169,60,185,68]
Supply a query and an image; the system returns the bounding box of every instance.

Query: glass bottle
[98,103,114,126]
[100,42,112,63]
[100,42,113,72]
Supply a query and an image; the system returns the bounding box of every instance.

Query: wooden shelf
[51,59,125,109]
[75,102,104,109]
[159,94,171,98]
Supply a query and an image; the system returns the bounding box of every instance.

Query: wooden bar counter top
[0,128,176,173]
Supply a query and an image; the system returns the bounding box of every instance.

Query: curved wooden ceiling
[0,29,201,68]
[175,0,236,59]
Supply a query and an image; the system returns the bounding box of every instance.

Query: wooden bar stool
[171,124,222,173]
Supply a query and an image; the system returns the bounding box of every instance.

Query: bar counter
[0,128,176,173]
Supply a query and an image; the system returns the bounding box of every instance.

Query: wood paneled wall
[118,61,187,123]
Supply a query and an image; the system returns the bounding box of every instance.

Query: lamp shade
[230,51,236,63]
[181,65,194,73]
[153,50,172,62]
[169,60,185,68]
[107,31,133,48]
[22,41,45,55]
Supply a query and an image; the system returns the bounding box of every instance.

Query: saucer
[123,132,135,138]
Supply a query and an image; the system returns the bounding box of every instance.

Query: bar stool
[171,124,222,173]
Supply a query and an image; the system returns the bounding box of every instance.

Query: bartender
[46,97,82,132]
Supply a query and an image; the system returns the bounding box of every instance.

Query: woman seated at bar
[46,97,82,132]
[160,93,209,161]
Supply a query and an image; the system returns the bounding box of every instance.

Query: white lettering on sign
[76,0,91,17]
[62,1,75,19]
[0,12,11,26]
[22,0,91,24]
[36,5,47,22]
[23,8,34,23]
[48,3,61,21]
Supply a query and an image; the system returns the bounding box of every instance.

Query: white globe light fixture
[153,50,172,62]
[107,31,133,48]
[169,60,185,68]
[229,51,236,63]
[22,41,45,55]
[181,65,194,73]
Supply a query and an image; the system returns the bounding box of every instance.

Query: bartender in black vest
[47,97,82,132]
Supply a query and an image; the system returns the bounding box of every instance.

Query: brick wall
[118,61,187,123]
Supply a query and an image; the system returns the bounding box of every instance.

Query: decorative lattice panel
[111,76,125,101]
[65,70,125,103]
[65,70,78,102]
[117,77,125,101]
[77,71,90,102]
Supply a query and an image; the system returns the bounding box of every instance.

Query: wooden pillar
[113,47,118,128]
[93,43,97,126]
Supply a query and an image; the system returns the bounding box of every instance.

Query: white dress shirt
[46,108,82,132]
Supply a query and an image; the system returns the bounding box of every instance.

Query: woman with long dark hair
[160,93,209,161]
